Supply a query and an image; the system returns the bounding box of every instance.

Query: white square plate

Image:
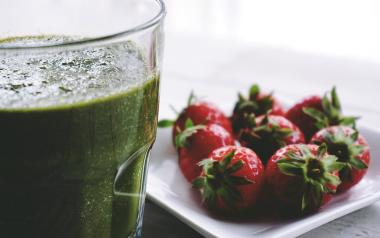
[146,125,380,238]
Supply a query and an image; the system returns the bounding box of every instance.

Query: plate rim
[147,125,380,238]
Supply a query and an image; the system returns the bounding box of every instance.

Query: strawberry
[265,144,344,216]
[158,92,233,143]
[193,146,264,214]
[286,87,358,141]
[237,114,305,164]
[285,95,322,140]
[231,84,285,134]
[310,126,370,192]
[176,121,235,182]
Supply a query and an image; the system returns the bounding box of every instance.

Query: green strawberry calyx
[157,119,175,128]
[313,127,368,182]
[158,91,198,128]
[303,87,359,130]
[174,118,205,149]
[192,150,253,211]
[232,84,274,133]
[277,144,345,212]
[239,114,293,147]
[234,84,274,116]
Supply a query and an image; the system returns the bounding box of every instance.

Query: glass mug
[0,0,165,237]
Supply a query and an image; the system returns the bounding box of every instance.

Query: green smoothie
[0,36,159,238]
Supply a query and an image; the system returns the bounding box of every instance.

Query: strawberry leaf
[238,101,258,111]
[299,144,313,158]
[249,84,260,99]
[187,91,196,106]
[169,105,179,115]
[158,119,174,128]
[286,152,304,161]
[229,175,253,185]
[192,177,206,189]
[175,124,205,148]
[349,157,368,170]
[350,145,365,155]
[339,116,359,127]
[184,118,194,128]
[246,113,256,127]
[317,143,328,159]
[305,87,358,130]
[323,173,341,187]
[197,158,214,167]
[323,155,345,172]
[277,159,304,176]
[226,160,244,174]
[350,130,359,141]
[303,107,329,129]
[340,166,354,182]
[221,150,235,168]
[331,86,341,110]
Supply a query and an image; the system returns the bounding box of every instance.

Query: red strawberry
[237,114,305,164]
[265,144,344,216]
[231,84,285,134]
[193,146,264,214]
[310,126,370,192]
[176,122,235,182]
[286,95,322,140]
[286,87,358,141]
[158,92,233,142]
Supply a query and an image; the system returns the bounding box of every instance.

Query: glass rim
[0,0,166,51]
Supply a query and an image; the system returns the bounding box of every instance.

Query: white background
[165,0,380,62]
[160,0,380,130]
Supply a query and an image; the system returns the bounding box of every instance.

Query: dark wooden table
[142,200,380,238]
[142,200,203,238]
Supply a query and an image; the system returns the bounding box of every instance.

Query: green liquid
[0,37,159,238]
